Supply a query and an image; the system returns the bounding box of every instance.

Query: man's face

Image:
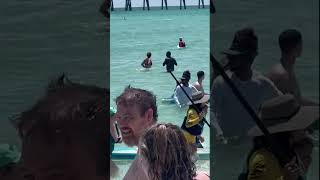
[294,41,303,58]
[200,75,205,81]
[116,104,153,147]
[181,79,189,86]
[227,55,243,71]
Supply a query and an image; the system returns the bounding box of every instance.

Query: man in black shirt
[162,51,178,72]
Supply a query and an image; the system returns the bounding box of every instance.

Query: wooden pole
[111,0,114,11]
[143,0,145,10]
[146,0,150,10]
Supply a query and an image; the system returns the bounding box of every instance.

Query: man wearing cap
[174,70,198,108]
[211,28,282,179]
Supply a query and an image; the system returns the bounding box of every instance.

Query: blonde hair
[140,123,196,180]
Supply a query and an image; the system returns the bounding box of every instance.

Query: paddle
[210,53,290,165]
[169,71,211,128]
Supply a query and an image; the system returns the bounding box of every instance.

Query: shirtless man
[141,52,152,69]
[193,71,205,94]
[267,29,318,105]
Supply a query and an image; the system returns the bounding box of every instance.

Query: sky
[113,0,209,8]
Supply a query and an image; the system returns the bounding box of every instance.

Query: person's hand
[200,106,208,117]
[198,136,205,143]
[283,157,302,180]
[115,137,122,143]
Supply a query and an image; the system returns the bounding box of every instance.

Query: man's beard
[122,133,139,147]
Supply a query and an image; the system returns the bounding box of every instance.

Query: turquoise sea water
[110,6,210,179]
[0,0,107,145]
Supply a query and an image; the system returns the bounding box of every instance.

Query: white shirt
[211,70,282,137]
[174,84,197,108]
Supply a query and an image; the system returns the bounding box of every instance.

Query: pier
[110,0,206,11]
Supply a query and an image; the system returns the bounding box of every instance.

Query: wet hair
[197,71,205,79]
[115,86,158,121]
[279,29,302,54]
[140,123,196,180]
[147,52,152,58]
[11,74,108,142]
[166,51,171,58]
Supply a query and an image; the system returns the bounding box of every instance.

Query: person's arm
[211,78,224,137]
[174,87,182,107]
[299,97,319,106]
[163,59,167,66]
[261,75,283,99]
[141,59,146,67]
[174,59,177,66]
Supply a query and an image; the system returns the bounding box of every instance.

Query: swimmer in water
[141,52,153,69]
[178,37,186,48]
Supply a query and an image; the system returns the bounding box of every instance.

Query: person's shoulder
[194,171,210,180]
[267,64,288,78]
[193,82,200,88]
[253,71,275,84]
[213,71,231,86]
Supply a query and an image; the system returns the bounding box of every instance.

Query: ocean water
[0,0,107,145]
[212,0,319,179]
[110,6,210,179]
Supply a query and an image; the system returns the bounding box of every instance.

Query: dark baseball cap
[222,28,258,56]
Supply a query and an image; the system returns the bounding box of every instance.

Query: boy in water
[141,52,152,69]
[178,37,186,48]
[162,51,177,72]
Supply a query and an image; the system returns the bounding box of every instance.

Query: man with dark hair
[267,29,317,105]
[193,71,205,93]
[211,28,282,179]
[0,75,109,180]
[115,86,158,179]
[162,51,178,72]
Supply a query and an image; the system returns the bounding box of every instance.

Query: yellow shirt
[247,149,284,180]
[186,108,201,128]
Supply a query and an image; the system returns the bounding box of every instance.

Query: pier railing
[110,0,206,11]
